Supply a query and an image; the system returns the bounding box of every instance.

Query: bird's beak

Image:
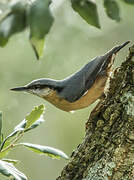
[10,86,27,92]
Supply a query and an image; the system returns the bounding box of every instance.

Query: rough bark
[57,45,134,180]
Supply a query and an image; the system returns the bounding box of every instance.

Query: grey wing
[59,58,100,102]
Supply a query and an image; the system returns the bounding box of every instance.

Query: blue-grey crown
[26,78,63,90]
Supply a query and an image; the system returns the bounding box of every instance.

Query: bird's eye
[29,85,40,90]
[34,85,41,89]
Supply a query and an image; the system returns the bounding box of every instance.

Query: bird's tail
[98,41,130,74]
[110,41,130,54]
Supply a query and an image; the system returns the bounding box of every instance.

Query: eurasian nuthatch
[11,41,129,112]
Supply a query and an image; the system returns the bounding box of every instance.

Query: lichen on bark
[57,45,134,180]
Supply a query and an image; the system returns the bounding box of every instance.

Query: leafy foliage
[71,0,100,28]
[0,105,68,179]
[0,0,27,47]
[0,0,133,59]
[122,0,134,4]
[0,160,27,180]
[28,0,54,59]
[0,0,53,59]
[0,129,24,154]
[0,112,2,138]
[103,0,120,22]
[21,143,69,160]
[2,158,19,165]
[25,104,44,129]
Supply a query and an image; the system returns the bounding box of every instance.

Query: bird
[11,41,130,112]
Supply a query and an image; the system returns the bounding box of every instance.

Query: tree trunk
[57,45,134,180]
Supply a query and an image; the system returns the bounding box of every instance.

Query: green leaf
[0,134,3,148]
[7,104,45,142]
[28,0,54,59]
[0,13,26,47]
[0,130,22,158]
[2,158,19,165]
[30,37,45,60]
[0,112,2,138]
[71,0,100,28]
[14,105,45,133]
[0,151,9,159]
[14,120,27,132]
[0,0,27,47]
[10,0,28,14]
[21,143,69,160]
[0,129,23,151]
[0,112,3,148]
[0,160,27,180]
[24,117,45,132]
[103,0,121,22]
[25,104,45,129]
[122,0,134,4]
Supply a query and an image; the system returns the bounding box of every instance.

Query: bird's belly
[44,75,108,112]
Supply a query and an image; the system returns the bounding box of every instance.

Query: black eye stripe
[28,85,63,91]
[35,85,42,88]
[28,85,43,89]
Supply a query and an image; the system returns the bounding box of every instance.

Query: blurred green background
[0,0,134,179]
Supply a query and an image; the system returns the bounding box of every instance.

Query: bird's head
[10,78,62,98]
